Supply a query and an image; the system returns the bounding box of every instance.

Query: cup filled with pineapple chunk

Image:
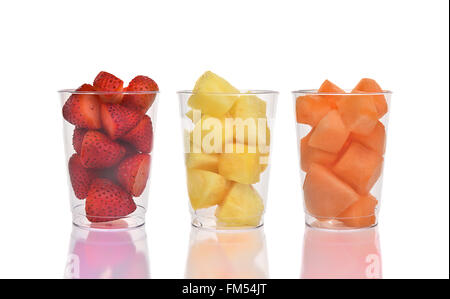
[178,71,278,229]
[293,79,391,229]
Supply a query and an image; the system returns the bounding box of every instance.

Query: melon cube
[308,110,350,153]
[296,95,332,126]
[218,144,261,184]
[216,183,264,227]
[303,163,360,218]
[337,94,379,135]
[318,79,345,108]
[338,194,378,228]
[185,153,219,173]
[187,169,230,210]
[230,95,267,119]
[300,131,338,172]
[188,71,239,117]
[353,78,388,118]
[332,142,384,195]
[352,121,386,154]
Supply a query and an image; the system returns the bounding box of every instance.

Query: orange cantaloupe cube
[338,194,378,228]
[308,110,350,153]
[352,78,388,119]
[303,163,360,218]
[318,80,345,108]
[296,95,332,126]
[332,142,384,195]
[337,93,379,135]
[300,131,338,172]
[352,121,386,155]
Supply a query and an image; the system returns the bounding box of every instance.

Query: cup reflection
[301,226,382,279]
[185,227,268,278]
[64,222,150,279]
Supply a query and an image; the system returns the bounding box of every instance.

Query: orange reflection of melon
[333,142,384,195]
[338,194,378,228]
[337,94,379,135]
[303,163,359,218]
[300,131,338,172]
[296,95,332,126]
[352,78,388,119]
[308,110,350,153]
[352,121,386,155]
[318,80,345,108]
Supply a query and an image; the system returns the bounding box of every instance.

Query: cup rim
[58,89,159,95]
[177,89,279,95]
[292,89,392,95]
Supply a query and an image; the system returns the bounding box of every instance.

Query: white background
[0,0,448,279]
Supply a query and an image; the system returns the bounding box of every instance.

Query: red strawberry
[93,71,124,104]
[121,115,153,153]
[80,131,126,168]
[117,154,151,197]
[86,178,136,223]
[72,128,87,154]
[100,104,143,140]
[122,76,158,113]
[62,84,101,129]
[69,154,95,199]
[120,141,139,157]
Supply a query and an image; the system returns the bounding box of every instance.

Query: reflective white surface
[301,226,382,279]
[185,227,268,278]
[65,223,150,279]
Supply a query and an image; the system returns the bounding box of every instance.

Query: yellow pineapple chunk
[235,120,270,147]
[230,95,267,119]
[187,169,229,210]
[216,183,264,227]
[185,153,219,173]
[187,71,239,117]
[190,115,234,153]
[260,151,270,173]
[218,144,261,184]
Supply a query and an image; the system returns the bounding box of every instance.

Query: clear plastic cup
[185,227,268,278]
[59,90,159,229]
[293,89,391,229]
[177,90,278,229]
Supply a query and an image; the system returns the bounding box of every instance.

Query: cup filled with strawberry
[293,79,391,229]
[59,71,159,228]
[178,71,278,230]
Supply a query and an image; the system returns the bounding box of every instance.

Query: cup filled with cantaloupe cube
[178,71,278,229]
[293,79,391,229]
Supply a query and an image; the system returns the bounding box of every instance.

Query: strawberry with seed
[73,128,88,154]
[101,104,143,140]
[62,84,101,129]
[122,75,158,114]
[117,154,151,197]
[86,178,136,223]
[69,154,95,199]
[121,115,153,153]
[80,130,126,168]
[93,71,124,104]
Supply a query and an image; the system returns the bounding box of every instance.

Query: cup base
[305,213,378,230]
[72,204,146,229]
[191,215,264,231]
